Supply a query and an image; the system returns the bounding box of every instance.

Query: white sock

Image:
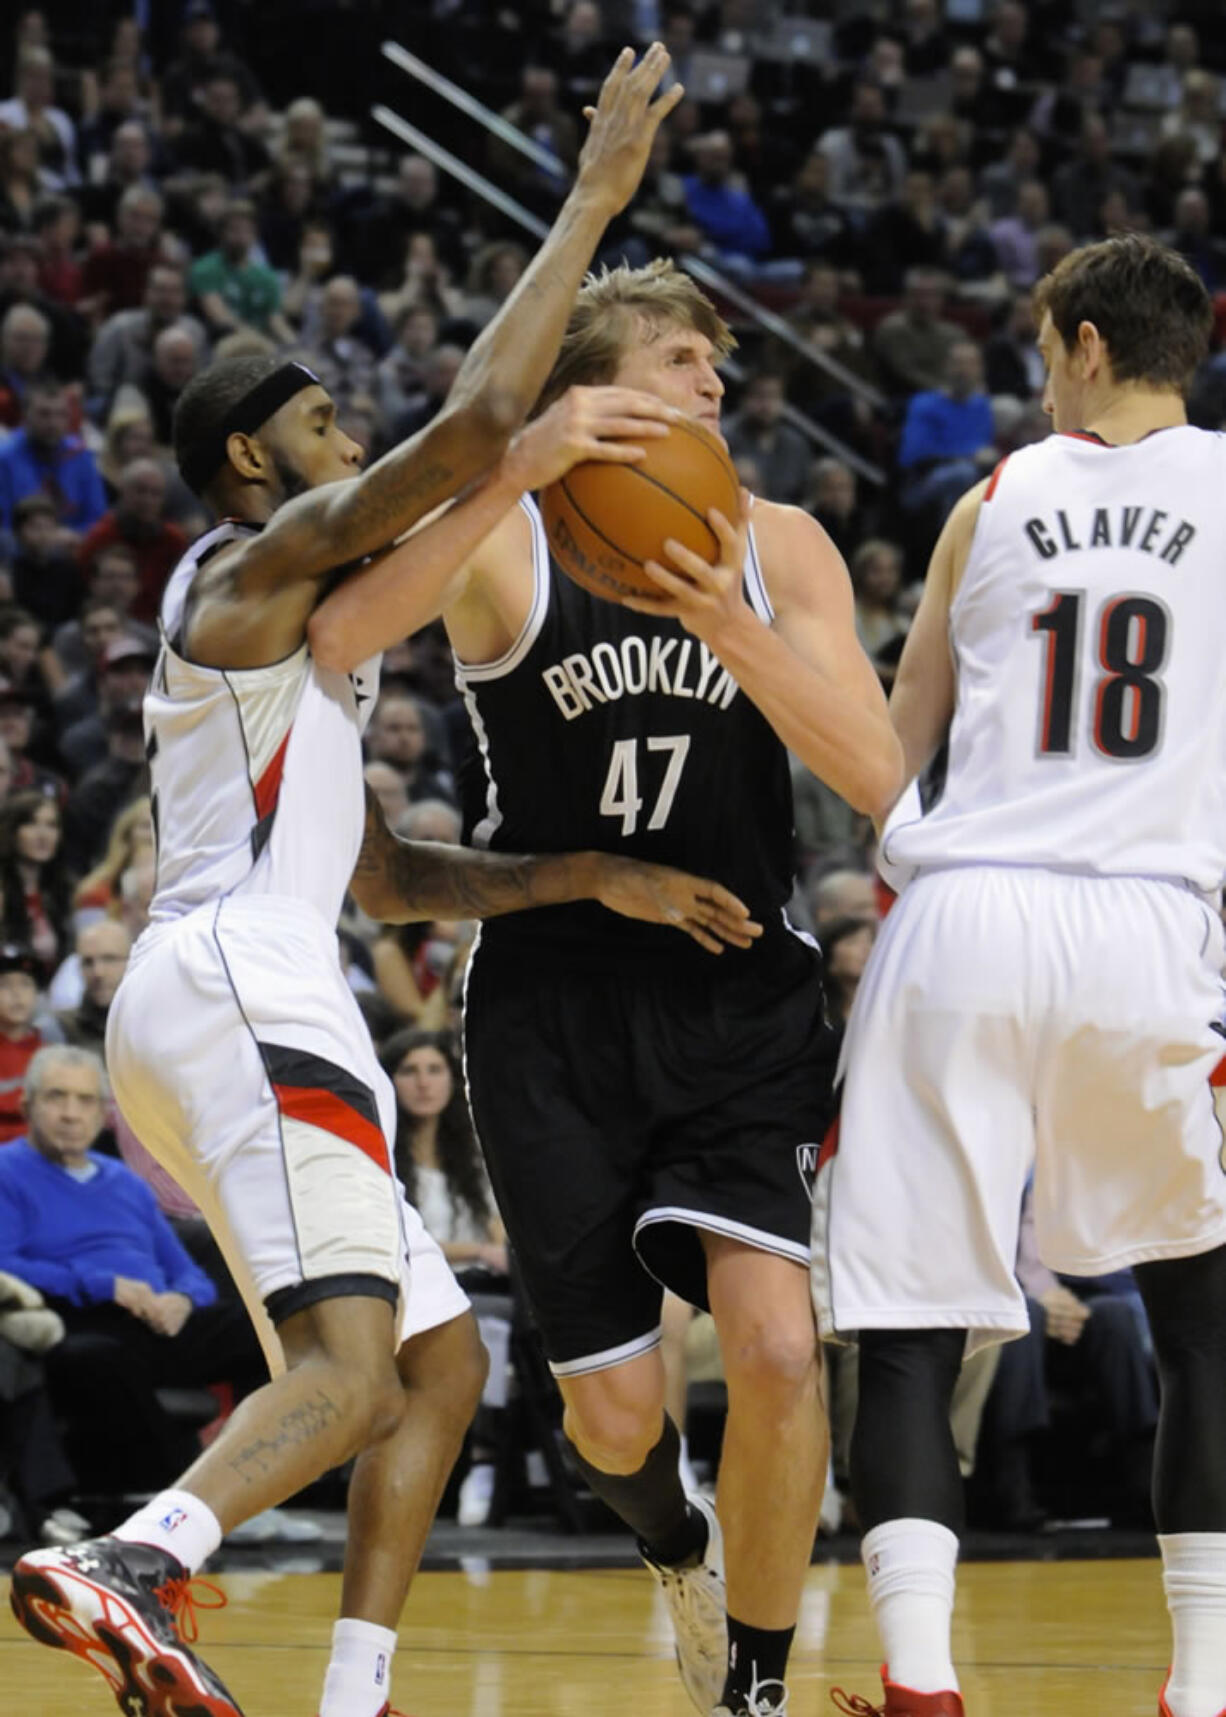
[1161,1533,1226,1717]
[862,1517,960,1695]
[112,1489,222,1574]
[319,1617,398,1717]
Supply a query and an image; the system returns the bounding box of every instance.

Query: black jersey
[457,496,800,970]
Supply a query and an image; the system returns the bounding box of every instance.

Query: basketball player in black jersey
[311,262,904,1717]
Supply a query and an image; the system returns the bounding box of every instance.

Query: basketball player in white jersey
[303,261,904,1717]
[4,49,766,1717]
[814,236,1226,1717]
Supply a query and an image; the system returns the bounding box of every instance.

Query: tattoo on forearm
[347,456,455,542]
[225,1388,343,1484]
[393,843,557,919]
[352,786,579,921]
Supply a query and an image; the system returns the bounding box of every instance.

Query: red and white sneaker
[832,1666,965,1715]
[1159,1670,1226,1716]
[10,1535,241,1716]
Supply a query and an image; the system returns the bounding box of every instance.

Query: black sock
[722,1616,795,1712]
[566,1414,706,1566]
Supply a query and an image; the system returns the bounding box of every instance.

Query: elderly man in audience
[0,1046,264,1494]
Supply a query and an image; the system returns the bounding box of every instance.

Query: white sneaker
[640,1491,726,1714]
[818,1479,844,1537]
[39,1507,91,1546]
[713,1675,789,1716]
[457,1462,496,1527]
[226,1507,324,1543]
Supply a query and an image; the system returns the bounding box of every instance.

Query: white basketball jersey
[146,521,381,928]
[882,425,1226,895]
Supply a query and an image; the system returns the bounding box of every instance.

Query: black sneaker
[10,1536,244,1716]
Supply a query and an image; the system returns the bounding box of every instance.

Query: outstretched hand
[503,386,679,492]
[577,43,685,215]
[593,854,763,954]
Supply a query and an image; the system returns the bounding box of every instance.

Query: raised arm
[233,46,684,592]
[308,385,681,672]
[350,787,761,957]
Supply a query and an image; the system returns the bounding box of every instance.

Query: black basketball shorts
[462,930,836,1376]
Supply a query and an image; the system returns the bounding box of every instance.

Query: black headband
[180,361,322,495]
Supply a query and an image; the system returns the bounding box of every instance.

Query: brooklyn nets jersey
[456,495,796,966]
[146,521,381,928]
[883,426,1226,895]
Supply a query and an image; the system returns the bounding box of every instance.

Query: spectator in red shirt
[79,185,164,323]
[32,197,82,308]
[76,459,187,624]
[0,944,42,1143]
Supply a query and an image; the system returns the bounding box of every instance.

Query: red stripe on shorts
[253,729,292,820]
[271,1082,390,1172]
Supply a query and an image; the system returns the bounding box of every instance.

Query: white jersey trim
[744,519,774,624]
[460,684,502,849]
[548,1326,663,1378]
[634,1205,810,1267]
[452,494,550,684]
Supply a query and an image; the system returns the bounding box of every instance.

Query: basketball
[540,417,740,603]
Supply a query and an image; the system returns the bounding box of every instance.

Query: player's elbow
[305,608,361,677]
[847,733,906,824]
[446,386,525,453]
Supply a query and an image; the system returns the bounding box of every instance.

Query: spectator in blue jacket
[898,338,997,527]
[0,1044,264,1492]
[682,131,771,270]
[0,384,108,554]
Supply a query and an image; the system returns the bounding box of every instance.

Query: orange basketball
[540,417,740,604]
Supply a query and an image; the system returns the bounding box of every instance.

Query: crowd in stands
[0,0,1224,1546]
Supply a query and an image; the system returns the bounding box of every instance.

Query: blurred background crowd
[0,0,1223,1553]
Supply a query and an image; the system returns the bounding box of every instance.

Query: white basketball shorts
[106,894,468,1373]
[813,866,1226,1354]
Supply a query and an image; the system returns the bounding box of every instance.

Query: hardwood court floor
[0,1557,1172,1716]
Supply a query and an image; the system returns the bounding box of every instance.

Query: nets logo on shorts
[796,1143,819,1202]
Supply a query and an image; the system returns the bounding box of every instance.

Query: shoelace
[738,1675,788,1716]
[153,1574,229,1645]
[830,1689,882,1716]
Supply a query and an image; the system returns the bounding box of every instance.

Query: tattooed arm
[350,788,761,956]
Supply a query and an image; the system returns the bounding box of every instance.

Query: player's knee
[355,1368,412,1447]
[564,1376,663,1472]
[720,1314,818,1405]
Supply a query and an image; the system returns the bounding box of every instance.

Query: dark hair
[171,352,283,494]
[0,788,69,979]
[1033,234,1212,393]
[13,493,54,526]
[0,604,38,641]
[379,1027,492,1232]
[80,592,124,619]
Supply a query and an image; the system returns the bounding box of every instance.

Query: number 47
[600,736,691,837]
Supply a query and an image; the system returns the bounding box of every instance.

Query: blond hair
[73,797,153,911]
[536,259,736,413]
